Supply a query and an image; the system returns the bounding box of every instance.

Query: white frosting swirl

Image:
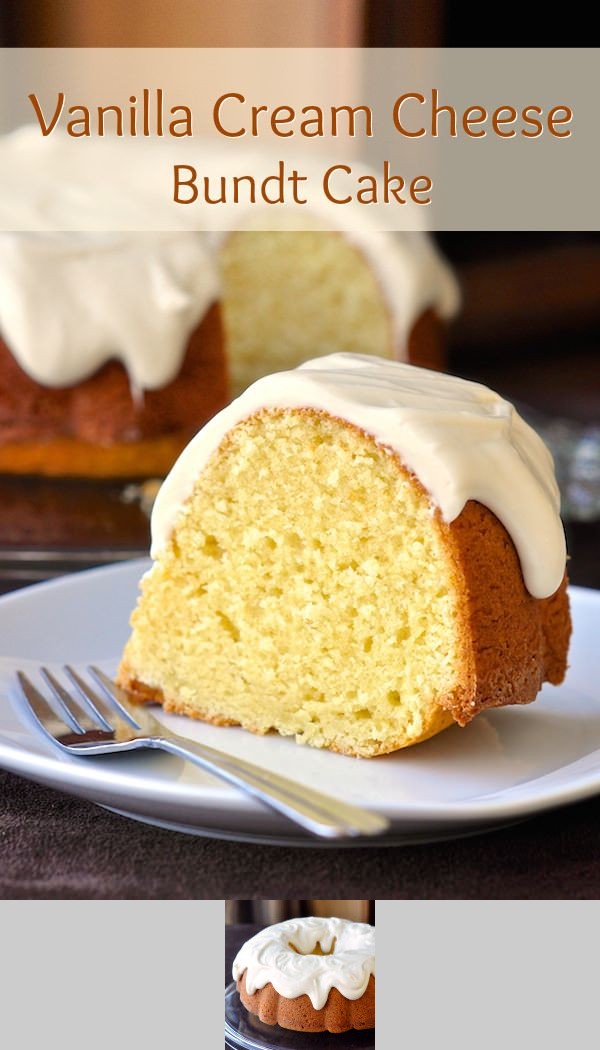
[151,352,566,599]
[232,916,375,1010]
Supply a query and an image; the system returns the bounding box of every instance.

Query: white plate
[0,559,598,846]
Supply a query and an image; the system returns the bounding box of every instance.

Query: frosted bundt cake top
[151,352,566,599]
[232,916,375,1010]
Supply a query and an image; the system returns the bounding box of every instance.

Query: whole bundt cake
[0,127,458,478]
[118,353,571,756]
[232,916,375,1033]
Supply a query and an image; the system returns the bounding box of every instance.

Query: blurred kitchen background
[0,4,597,591]
[0,0,582,48]
[226,900,374,924]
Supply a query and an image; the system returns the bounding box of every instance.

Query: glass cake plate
[224,983,375,1050]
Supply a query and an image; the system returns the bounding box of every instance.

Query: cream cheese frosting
[0,233,218,390]
[150,352,567,599]
[0,126,459,390]
[232,917,375,1010]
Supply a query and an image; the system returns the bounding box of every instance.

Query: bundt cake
[0,233,228,477]
[232,916,375,1033]
[0,127,459,477]
[118,353,571,756]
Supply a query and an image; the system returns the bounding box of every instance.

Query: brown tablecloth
[2,765,600,899]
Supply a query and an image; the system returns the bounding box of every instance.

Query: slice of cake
[118,353,571,756]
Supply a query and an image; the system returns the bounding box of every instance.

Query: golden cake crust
[236,971,375,1033]
[0,303,227,477]
[405,307,446,371]
[440,498,570,726]
[0,431,202,479]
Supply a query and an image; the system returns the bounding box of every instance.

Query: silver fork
[15,666,389,840]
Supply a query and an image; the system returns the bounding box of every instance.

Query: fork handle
[155,734,389,839]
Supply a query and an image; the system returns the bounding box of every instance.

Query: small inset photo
[225,900,375,1049]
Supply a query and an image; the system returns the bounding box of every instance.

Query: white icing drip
[150,353,566,599]
[232,917,375,1010]
[0,233,218,390]
[0,126,458,386]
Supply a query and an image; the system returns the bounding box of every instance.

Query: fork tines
[16,665,139,745]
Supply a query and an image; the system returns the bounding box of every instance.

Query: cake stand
[224,983,375,1050]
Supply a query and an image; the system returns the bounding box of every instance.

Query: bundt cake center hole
[288,938,337,956]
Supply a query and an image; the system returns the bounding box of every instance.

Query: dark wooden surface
[0,476,149,593]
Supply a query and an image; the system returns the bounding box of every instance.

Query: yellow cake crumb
[120,410,459,756]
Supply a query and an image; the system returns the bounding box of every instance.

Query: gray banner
[0,48,596,231]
